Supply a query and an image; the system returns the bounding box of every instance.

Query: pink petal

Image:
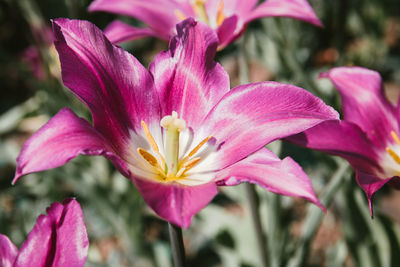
[247,0,323,27]
[149,19,230,130]
[322,67,398,149]
[52,18,160,151]
[88,0,182,37]
[216,15,241,49]
[132,177,218,228]
[0,235,18,267]
[201,82,339,169]
[13,108,123,184]
[104,20,160,44]
[14,199,88,267]
[355,171,391,217]
[287,120,381,174]
[216,148,324,210]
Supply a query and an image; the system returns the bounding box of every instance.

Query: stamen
[141,120,165,169]
[183,157,201,169]
[386,147,400,165]
[137,148,158,167]
[141,121,160,153]
[182,135,213,163]
[391,131,400,145]
[174,9,186,21]
[216,0,225,26]
[193,0,209,24]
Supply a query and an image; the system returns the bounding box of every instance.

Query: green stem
[168,223,186,267]
[288,159,349,267]
[246,184,269,267]
[239,36,269,267]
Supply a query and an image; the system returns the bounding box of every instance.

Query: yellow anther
[174,9,186,21]
[216,0,225,26]
[183,157,201,169]
[141,120,165,170]
[141,121,160,153]
[391,131,400,146]
[387,147,400,165]
[137,148,158,167]
[182,136,213,164]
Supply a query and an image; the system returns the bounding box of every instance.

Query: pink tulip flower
[13,18,338,228]
[289,67,400,214]
[88,0,322,49]
[0,199,88,267]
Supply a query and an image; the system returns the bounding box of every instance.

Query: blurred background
[0,0,399,266]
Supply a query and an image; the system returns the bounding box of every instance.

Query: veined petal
[13,108,121,184]
[246,0,323,27]
[287,120,381,174]
[322,67,398,149]
[88,0,182,36]
[14,199,88,267]
[355,171,391,217]
[52,18,160,151]
[200,82,339,169]
[132,177,218,228]
[0,235,18,267]
[216,148,324,210]
[104,20,160,44]
[150,18,230,130]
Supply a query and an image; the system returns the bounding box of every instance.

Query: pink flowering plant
[88,0,322,48]
[13,18,338,228]
[0,199,88,267]
[289,67,400,214]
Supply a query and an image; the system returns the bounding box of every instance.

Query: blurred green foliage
[0,0,400,266]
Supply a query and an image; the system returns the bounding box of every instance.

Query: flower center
[174,0,226,28]
[137,111,212,182]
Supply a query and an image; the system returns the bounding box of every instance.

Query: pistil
[161,111,186,176]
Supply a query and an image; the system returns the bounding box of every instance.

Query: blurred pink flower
[88,0,322,49]
[13,18,338,228]
[289,67,400,214]
[0,199,88,267]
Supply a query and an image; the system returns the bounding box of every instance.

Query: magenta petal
[104,20,160,44]
[355,171,391,217]
[323,67,398,149]
[287,120,380,174]
[52,18,160,150]
[88,0,181,37]
[13,108,118,184]
[247,0,323,27]
[14,199,88,267]
[216,148,324,210]
[150,19,230,130]
[216,15,240,49]
[201,82,339,169]
[132,177,218,228]
[0,235,18,267]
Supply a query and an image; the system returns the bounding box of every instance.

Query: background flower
[0,198,88,267]
[88,0,322,48]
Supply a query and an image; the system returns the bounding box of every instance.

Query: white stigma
[160,111,186,131]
